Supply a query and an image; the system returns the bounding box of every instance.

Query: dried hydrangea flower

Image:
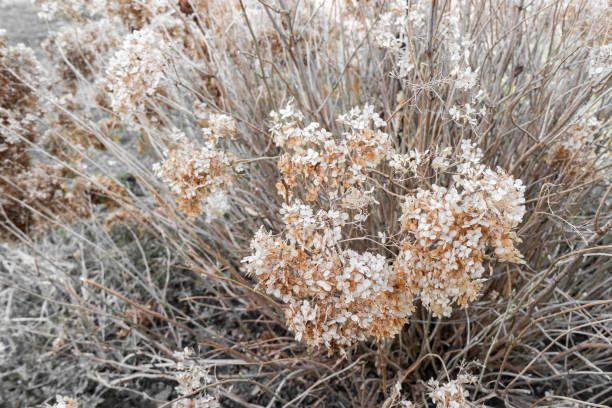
[153,129,234,219]
[244,220,414,349]
[271,103,389,202]
[546,115,609,179]
[396,141,525,318]
[46,395,78,408]
[427,374,477,408]
[172,348,219,408]
[44,18,122,90]
[247,104,525,349]
[105,26,169,125]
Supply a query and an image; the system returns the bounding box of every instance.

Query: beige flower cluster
[245,105,411,348]
[34,0,104,20]
[45,395,78,408]
[154,127,234,220]
[0,40,45,175]
[105,0,173,30]
[371,0,467,81]
[546,115,608,179]
[172,348,219,408]
[194,103,236,140]
[44,18,122,91]
[0,34,134,240]
[0,40,66,240]
[1,165,69,240]
[105,26,169,125]
[390,373,478,408]
[396,141,525,318]
[427,374,478,408]
[245,105,526,350]
[245,220,414,349]
[271,104,390,202]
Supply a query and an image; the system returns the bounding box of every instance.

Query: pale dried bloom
[46,395,78,408]
[341,187,377,210]
[271,103,389,202]
[244,223,414,349]
[1,41,45,175]
[370,3,422,78]
[245,105,418,349]
[336,104,387,131]
[208,114,236,139]
[204,188,231,222]
[396,141,525,318]
[172,348,219,408]
[1,165,70,240]
[371,1,468,76]
[451,66,478,91]
[388,149,428,175]
[432,147,453,171]
[389,373,478,408]
[154,129,234,218]
[449,104,485,127]
[546,114,608,178]
[44,18,123,89]
[34,0,105,20]
[427,374,477,408]
[372,1,411,51]
[105,26,169,124]
[200,0,348,59]
[589,43,612,77]
[105,0,173,30]
[0,41,97,240]
[193,103,236,140]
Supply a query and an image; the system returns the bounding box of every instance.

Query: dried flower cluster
[34,0,104,20]
[172,348,219,408]
[1,164,73,239]
[0,37,130,238]
[0,39,45,175]
[0,37,130,240]
[245,105,526,349]
[0,40,66,240]
[396,141,525,317]
[389,373,478,408]
[105,0,173,30]
[271,103,389,202]
[105,26,169,124]
[154,127,235,220]
[245,214,414,349]
[45,395,79,408]
[546,115,609,179]
[426,374,478,408]
[371,0,470,84]
[244,104,416,349]
[44,18,122,90]
[369,0,495,132]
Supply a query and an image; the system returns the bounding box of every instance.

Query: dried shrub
[3,0,611,406]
